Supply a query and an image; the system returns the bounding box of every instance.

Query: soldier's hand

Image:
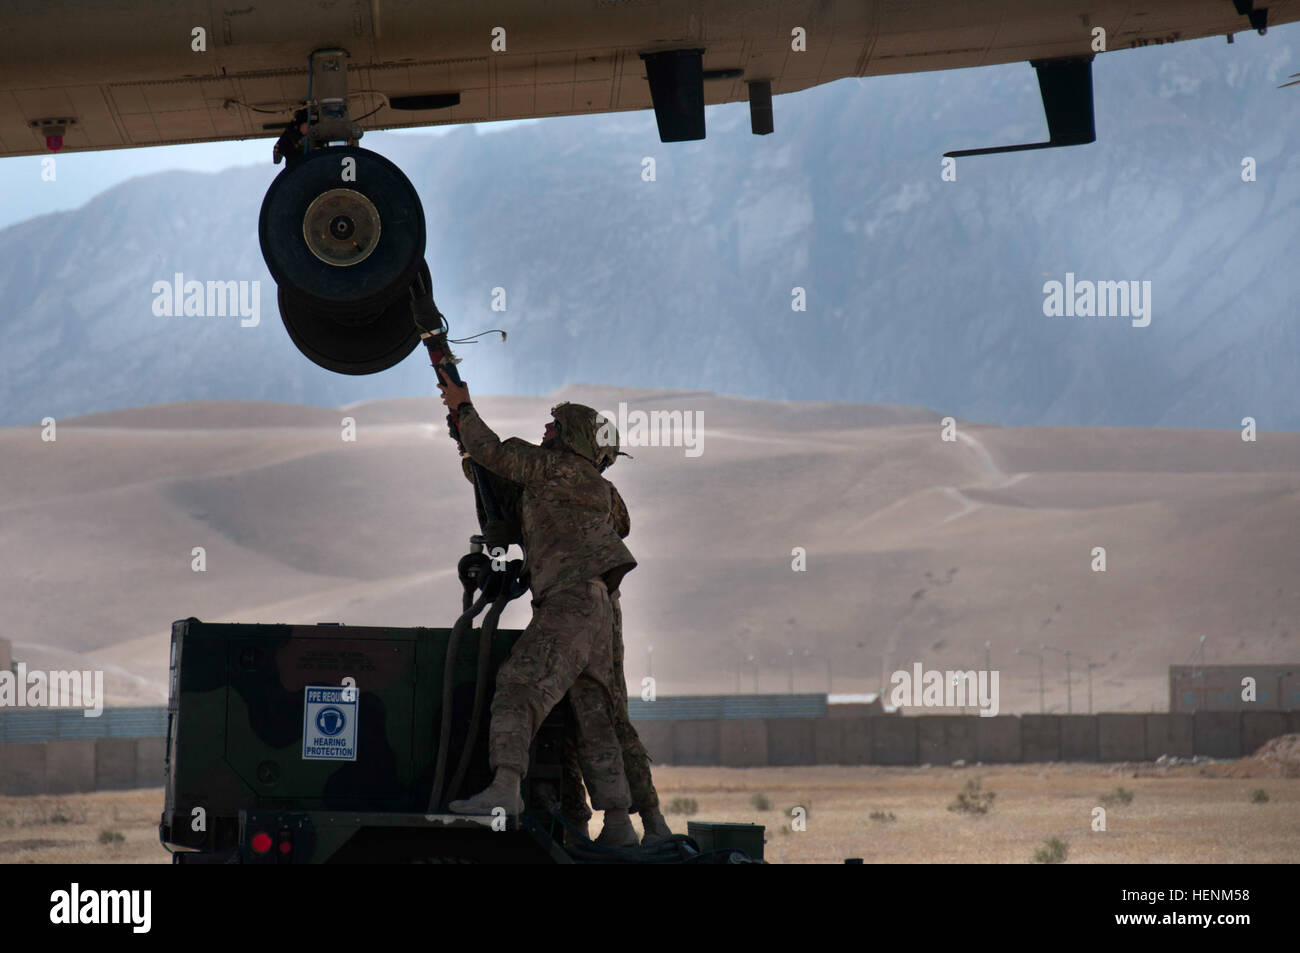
[438,378,471,411]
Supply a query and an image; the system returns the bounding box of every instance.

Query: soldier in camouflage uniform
[438,382,641,846]
[470,459,670,843]
[561,588,672,844]
[559,487,672,844]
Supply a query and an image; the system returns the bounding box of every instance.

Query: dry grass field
[2,759,1295,864]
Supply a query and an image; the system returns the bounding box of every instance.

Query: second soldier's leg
[560,706,593,837]
[609,590,671,843]
[566,583,637,846]
[449,583,598,815]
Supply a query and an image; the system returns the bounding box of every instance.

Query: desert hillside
[2,387,1297,712]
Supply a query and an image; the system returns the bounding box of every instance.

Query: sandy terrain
[2,758,1295,864]
[2,387,1300,713]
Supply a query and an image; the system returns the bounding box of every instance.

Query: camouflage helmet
[550,402,622,471]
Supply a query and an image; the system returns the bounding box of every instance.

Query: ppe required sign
[302,685,358,761]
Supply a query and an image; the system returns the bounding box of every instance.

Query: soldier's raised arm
[438,380,554,486]
[456,403,555,487]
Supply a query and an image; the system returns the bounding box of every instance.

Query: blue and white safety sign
[302,685,358,761]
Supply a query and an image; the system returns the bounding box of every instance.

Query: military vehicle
[158,612,764,863]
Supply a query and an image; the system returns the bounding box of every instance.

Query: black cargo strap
[427,556,528,813]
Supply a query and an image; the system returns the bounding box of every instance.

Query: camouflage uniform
[561,590,661,824]
[455,401,636,810]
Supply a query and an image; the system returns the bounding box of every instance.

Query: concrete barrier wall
[647,712,1288,765]
[977,716,1022,763]
[1144,714,1194,760]
[45,739,96,794]
[766,718,817,767]
[670,719,719,765]
[135,737,167,789]
[1194,711,1241,759]
[1240,712,1289,756]
[0,742,45,795]
[1021,716,1061,762]
[1060,715,1099,761]
[720,719,767,767]
[871,717,917,765]
[1,712,1296,794]
[918,716,977,765]
[96,738,138,790]
[1,737,164,795]
[814,718,871,764]
[634,720,673,764]
[1098,714,1146,762]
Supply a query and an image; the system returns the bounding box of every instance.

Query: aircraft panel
[2,1,1298,157]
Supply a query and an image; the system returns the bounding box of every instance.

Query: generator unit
[159,617,571,863]
[159,616,764,864]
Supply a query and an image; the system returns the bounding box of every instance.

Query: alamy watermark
[0,663,104,717]
[597,401,703,458]
[1042,272,1151,327]
[50,883,150,933]
[152,272,261,327]
[888,663,1000,717]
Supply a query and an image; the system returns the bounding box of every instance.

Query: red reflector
[279,840,292,854]
[251,832,272,853]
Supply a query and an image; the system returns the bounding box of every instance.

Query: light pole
[748,654,757,693]
[787,648,795,694]
[646,644,653,681]
[1016,647,1045,714]
[1078,654,1103,714]
[1042,644,1072,714]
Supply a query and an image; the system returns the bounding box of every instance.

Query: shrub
[98,830,124,845]
[1100,786,1134,806]
[948,778,995,815]
[750,793,771,811]
[1033,837,1068,864]
[1251,788,1269,804]
[666,797,698,815]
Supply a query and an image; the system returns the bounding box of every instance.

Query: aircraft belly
[0,0,1296,157]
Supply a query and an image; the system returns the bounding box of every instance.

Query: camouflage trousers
[490,578,631,811]
[561,590,661,825]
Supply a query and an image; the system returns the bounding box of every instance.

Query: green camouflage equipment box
[159,618,570,863]
[159,617,764,863]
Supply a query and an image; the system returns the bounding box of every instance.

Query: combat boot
[448,768,523,815]
[640,810,673,846]
[594,808,639,848]
[566,818,590,843]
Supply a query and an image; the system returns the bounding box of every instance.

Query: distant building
[626,693,828,721]
[1169,664,1300,712]
[827,692,892,717]
[625,692,893,721]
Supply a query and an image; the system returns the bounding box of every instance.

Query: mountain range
[2,31,1299,429]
